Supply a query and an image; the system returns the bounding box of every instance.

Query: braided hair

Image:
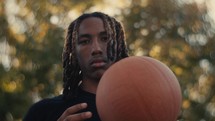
[62,12,129,99]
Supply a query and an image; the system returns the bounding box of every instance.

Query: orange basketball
[96,56,182,121]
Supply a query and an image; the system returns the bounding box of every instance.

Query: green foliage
[0,0,214,121]
[122,0,215,120]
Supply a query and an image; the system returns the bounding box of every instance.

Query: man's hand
[57,103,92,121]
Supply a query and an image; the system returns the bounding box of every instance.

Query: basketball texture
[96,56,182,121]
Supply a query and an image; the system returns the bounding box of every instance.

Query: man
[24,12,129,121]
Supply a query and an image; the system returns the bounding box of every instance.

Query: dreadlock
[62,12,129,100]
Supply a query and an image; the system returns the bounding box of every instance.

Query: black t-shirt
[23,88,101,121]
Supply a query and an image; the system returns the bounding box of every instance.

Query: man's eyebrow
[78,34,91,38]
[78,31,108,38]
[99,31,108,36]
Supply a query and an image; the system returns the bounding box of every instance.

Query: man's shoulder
[23,95,65,121]
[31,95,64,109]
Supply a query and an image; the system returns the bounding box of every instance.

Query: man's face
[75,17,113,81]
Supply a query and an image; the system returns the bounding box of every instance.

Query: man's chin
[93,70,106,82]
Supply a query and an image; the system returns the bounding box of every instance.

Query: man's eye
[101,36,108,42]
[79,39,90,45]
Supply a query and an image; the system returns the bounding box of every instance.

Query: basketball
[96,56,182,121]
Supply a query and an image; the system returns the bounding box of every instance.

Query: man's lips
[90,59,107,68]
[91,62,106,67]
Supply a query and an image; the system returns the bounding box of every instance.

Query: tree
[0,0,100,120]
[121,0,215,120]
[0,0,214,120]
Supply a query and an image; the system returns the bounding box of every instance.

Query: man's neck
[80,79,99,94]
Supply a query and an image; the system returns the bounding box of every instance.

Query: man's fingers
[57,103,89,121]
[65,103,87,115]
[64,111,92,121]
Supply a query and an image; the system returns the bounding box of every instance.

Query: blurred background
[0,0,215,121]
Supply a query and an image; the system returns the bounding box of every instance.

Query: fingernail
[85,111,92,118]
[81,103,87,108]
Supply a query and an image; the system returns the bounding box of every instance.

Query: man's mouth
[90,59,107,68]
[91,62,106,68]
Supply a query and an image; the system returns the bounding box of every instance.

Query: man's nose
[91,38,102,55]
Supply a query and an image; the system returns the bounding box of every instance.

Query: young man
[24,12,129,121]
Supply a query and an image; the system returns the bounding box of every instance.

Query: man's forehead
[78,17,105,35]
